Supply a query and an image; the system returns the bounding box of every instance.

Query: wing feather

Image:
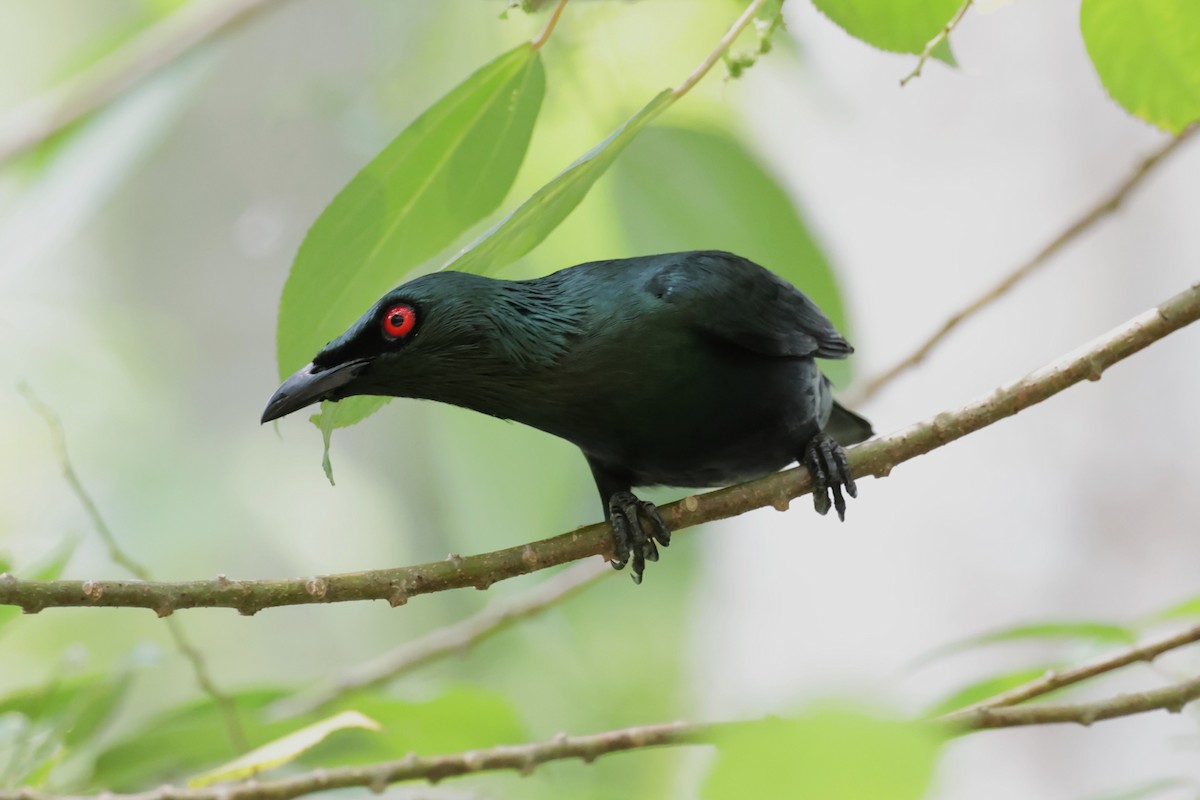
[645,251,852,360]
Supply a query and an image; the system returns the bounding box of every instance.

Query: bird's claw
[802,432,857,521]
[607,491,671,584]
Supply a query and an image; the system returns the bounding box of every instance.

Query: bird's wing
[645,251,853,360]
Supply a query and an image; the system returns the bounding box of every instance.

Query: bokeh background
[2,1,1199,797]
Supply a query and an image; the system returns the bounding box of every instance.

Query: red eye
[382,304,416,338]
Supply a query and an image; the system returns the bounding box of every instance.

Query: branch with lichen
[7,670,1200,800]
[1,280,1197,615]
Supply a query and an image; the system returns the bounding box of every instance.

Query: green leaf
[313,406,338,486]
[189,711,381,787]
[1081,0,1200,133]
[931,36,956,67]
[0,674,128,744]
[299,687,525,767]
[925,666,1051,717]
[915,620,1136,667]
[90,690,286,791]
[611,125,850,383]
[1149,594,1200,621]
[91,687,524,791]
[811,0,963,54]
[445,89,674,277]
[276,44,546,430]
[703,708,942,800]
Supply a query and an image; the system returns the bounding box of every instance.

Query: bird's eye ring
[382,304,417,339]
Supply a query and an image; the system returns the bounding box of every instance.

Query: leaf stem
[673,0,771,98]
[899,0,973,87]
[530,0,569,51]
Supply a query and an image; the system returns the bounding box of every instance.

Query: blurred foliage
[1080,0,1200,134]
[3,0,1199,798]
[703,708,943,799]
[810,0,962,55]
[90,686,523,791]
[188,710,382,787]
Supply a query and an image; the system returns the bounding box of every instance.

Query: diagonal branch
[9,672,1200,800]
[0,280,1197,615]
[0,0,282,169]
[941,673,1200,730]
[954,621,1200,714]
[853,125,1199,404]
[17,385,246,753]
[267,561,611,718]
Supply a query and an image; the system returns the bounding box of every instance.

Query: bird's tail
[827,401,873,446]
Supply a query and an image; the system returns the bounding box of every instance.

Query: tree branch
[899,0,974,88]
[0,0,281,169]
[266,561,611,718]
[10,671,1200,800]
[853,125,1199,404]
[941,674,1200,730]
[955,621,1200,714]
[17,384,247,753]
[0,280,1197,615]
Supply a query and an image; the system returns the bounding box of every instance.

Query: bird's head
[262,270,583,425]
[261,272,497,424]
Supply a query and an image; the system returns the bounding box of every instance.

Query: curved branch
[0,0,281,169]
[853,125,1199,404]
[0,281,1197,615]
[11,673,1200,800]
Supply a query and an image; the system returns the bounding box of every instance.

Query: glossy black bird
[263,250,872,582]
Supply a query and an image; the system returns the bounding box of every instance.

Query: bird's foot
[801,432,858,521]
[606,491,671,585]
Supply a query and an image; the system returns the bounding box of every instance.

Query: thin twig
[529,0,569,51]
[1,280,1197,615]
[941,673,1200,729]
[0,0,281,169]
[10,674,1200,800]
[267,561,610,718]
[17,385,247,753]
[899,0,974,87]
[673,0,771,97]
[853,124,1200,404]
[955,622,1200,714]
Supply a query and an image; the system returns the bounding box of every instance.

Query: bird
[263,250,872,583]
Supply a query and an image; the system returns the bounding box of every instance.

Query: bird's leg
[606,491,671,585]
[801,432,858,521]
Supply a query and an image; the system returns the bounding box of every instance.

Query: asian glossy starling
[263,250,872,582]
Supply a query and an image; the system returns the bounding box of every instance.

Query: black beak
[261,360,370,424]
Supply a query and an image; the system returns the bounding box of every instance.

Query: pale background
[1,1,1198,798]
